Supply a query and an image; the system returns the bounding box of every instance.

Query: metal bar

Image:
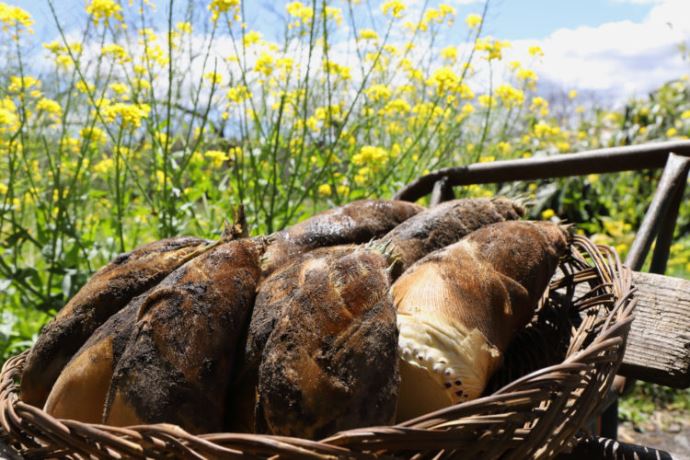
[429,177,455,206]
[650,173,688,274]
[395,140,690,201]
[625,153,690,270]
[558,436,673,460]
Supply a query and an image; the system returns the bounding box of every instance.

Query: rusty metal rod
[394,141,690,202]
[625,153,690,271]
[429,177,455,206]
[649,172,688,274]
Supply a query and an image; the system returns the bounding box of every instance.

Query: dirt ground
[619,411,690,459]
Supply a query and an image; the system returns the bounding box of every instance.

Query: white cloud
[611,0,663,4]
[505,0,690,102]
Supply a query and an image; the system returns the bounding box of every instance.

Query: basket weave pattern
[0,235,635,459]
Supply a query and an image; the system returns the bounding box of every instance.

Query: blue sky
[11,0,690,100]
[15,0,656,41]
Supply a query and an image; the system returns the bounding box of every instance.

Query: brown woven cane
[0,234,635,459]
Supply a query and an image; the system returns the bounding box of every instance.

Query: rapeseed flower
[528,45,544,57]
[255,52,274,76]
[495,84,524,108]
[440,46,457,62]
[80,127,107,145]
[365,84,392,102]
[286,1,313,25]
[176,21,192,34]
[209,0,240,22]
[204,150,229,168]
[358,28,379,41]
[381,0,406,19]
[352,145,387,166]
[102,102,151,128]
[36,98,62,119]
[465,13,481,29]
[0,2,33,33]
[85,0,123,25]
[476,38,510,61]
[101,43,130,63]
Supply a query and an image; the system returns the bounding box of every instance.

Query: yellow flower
[102,102,151,128]
[440,46,457,61]
[208,0,240,22]
[495,84,524,108]
[254,52,274,76]
[365,84,392,102]
[465,13,482,29]
[0,182,7,195]
[322,60,351,81]
[101,43,130,62]
[227,85,250,104]
[528,45,544,57]
[0,97,19,128]
[286,1,313,24]
[0,2,34,33]
[336,185,350,196]
[530,97,550,117]
[8,75,40,93]
[427,66,459,92]
[381,0,406,19]
[36,98,62,118]
[93,157,114,175]
[203,71,223,85]
[476,37,510,61]
[568,89,577,99]
[55,55,73,68]
[496,142,511,155]
[587,174,599,184]
[352,145,387,167]
[666,127,678,137]
[85,0,123,25]
[176,21,192,34]
[325,6,343,25]
[204,149,229,168]
[109,82,129,98]
[479,155,495,163]
[383,98,411,115]
[478,94,495,108]
[556,141,571,152]
[243,30,262,46]
[681,110,690,120]
[541,208,555,220]
[358,28,379,41]
[318,184,332,197]
[516,68,537,82]
[80,127,107,145]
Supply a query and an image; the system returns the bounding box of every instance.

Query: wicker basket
[0,235,635,459]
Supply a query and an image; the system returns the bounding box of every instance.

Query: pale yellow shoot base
[396,312,502,421]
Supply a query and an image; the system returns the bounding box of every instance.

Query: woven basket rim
[0,234,636,459]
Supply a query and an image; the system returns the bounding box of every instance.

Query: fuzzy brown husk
[233,197,522,431]
[231,245,356,432]
[383,197,524,272]
[255,246,399,439]
[21,236,212,407]
[395,221,568,351]
[103,238,265,433]
[261,199,423,276]
[393,221,568,419]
